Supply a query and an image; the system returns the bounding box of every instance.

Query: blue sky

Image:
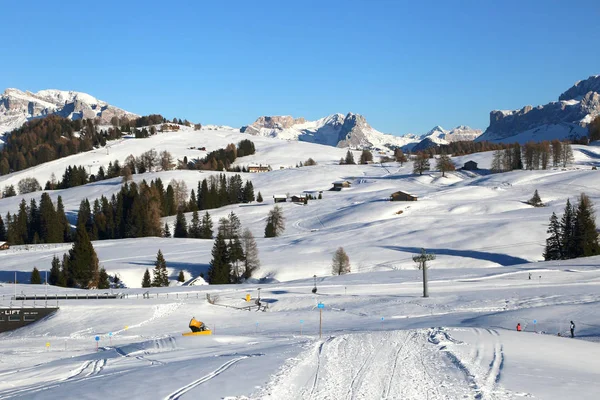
[1,0,599,135]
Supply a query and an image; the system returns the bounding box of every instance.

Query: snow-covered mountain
[477,75,600,143]
[409,125,483,151]
[0,88,138,134]
[241,113,420,150]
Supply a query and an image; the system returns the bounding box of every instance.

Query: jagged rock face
[251,115,306,130]
[478,75,600,143]
[242,112,415,149]
[559,75,600,101]
[0,88,138,134]
[336,113,373,148]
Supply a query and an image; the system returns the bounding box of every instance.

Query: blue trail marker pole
[318,303,324,338]
[300,320,304,336]
[95,336,100,352]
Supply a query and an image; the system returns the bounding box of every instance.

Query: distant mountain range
[7,75,597,153]
[477,75,600,143]
[241,113,482,150]
[0,89,138,134]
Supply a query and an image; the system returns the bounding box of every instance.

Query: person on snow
[570,321,575,338]
[516,323,522,332]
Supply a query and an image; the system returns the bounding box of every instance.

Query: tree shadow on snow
[128,261,210,279]
[381,245,529,266]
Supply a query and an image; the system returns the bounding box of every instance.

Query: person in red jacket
[516,323,522,332]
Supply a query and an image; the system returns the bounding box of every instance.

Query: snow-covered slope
[0,88,138,134]
[478,75,600,143]
[1,126,600,399]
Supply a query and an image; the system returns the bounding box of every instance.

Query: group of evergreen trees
[181,140,256,171]
[173,210,214,239]
[544,193,600,260]
[208,212,260,284]
[339,150,356,165]
[0,116,122,176]
[0,194,70,245]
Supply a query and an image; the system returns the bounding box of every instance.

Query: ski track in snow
[253,329,526,400]
[165,354,263,400]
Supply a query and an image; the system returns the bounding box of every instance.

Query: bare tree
[160,150,175,171]
[140,149,159,172]
[412,153,430,175]
[436,154,455,177]
[170,179,188,210]
[121,165,133,183]
[551,140,562,167]
[124,154,136,173]
[331,247,351,275]
[17,177,42,194]
[241,228,260,279]
[394,148,408,165]
[491,150,504,173]
[561,141,574,167]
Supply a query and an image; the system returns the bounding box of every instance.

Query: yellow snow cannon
[182,317,212,336]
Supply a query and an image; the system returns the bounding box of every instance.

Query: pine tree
[208,233,231,284]
[256,192,263,203]
[528,190,543,207]
[573,193,600,258]
[243,181,255,203]
[264,205,285,237]
[0,214,6,241]
[152,250,169,287]
[30,267,42,284]
[200,212,213,239]
[141,269,152,288]
[164,223,171,238]
[241,228,260,280]
[56,196,71,242]
[331,247,351,275]
[561,199,576,259]
[49,255,61,285]
[174,209,188,238]
[59,254,70,287]
[544,212,562,260]
[264,221,276,238]
[178,270,185,282]
[69,224,99,288]
[189,210,201,238]
[98,268,110,289]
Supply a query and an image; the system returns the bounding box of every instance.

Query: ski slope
[1,259,600,399]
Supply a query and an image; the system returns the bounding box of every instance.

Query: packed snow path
[256,329,520,400]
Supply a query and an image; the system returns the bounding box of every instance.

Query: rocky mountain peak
[559,75,600,101]
[0,88,138,134]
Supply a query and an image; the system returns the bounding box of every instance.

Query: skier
[516,323,522,332]
[570,321,575,338]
